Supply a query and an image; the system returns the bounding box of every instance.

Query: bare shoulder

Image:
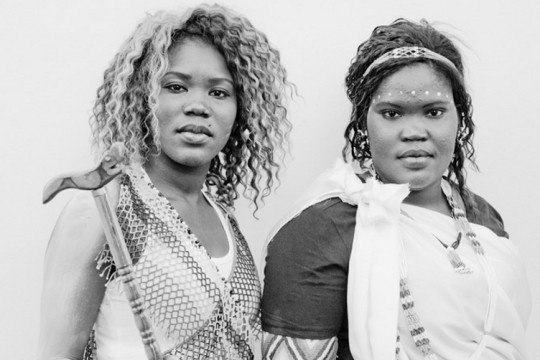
[39,180,121,358]
[44,179,121,274]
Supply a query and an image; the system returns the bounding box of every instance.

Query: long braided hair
[344,19,476,197]
[90,4,293,210]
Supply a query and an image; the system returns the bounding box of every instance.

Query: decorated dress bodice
[89,166,261,359]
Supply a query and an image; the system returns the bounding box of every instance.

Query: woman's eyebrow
[164,71,233,84]
[421,100,452,108]
[162,71,191,80]
[207,77,234,86]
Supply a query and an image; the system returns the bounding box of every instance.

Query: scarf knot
[340,172,409,226]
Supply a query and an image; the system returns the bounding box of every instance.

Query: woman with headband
[261,19,530,360]
[38,4,292,360]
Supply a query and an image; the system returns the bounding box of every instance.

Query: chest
[169,198,230,258]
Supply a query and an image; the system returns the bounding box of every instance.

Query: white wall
[1,0,538,358]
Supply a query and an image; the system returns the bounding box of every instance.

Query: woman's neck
[144,157,210,206]
[403,182,451,216]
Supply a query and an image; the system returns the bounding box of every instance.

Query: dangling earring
[353,129,371,157]
[355,129,375,179]
[455,131,465,157]
[456,115,467,148]
[368,160,381,181]
[451,132,463,162]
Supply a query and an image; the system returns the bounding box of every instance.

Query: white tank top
[207,192,235,278]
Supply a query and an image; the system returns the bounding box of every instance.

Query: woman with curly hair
[262,19,530,359]
[38,4,292,360]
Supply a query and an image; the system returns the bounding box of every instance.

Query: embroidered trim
[262,333,337,360]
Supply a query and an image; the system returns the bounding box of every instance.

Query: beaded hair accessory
[362,46,461,79]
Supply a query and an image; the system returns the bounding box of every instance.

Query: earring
[353,129,371,157]
[367,159,380,181]
[354,129,381,181]
[456,127,466,147]
[456,115,468,147]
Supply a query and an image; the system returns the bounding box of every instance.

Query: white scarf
[265,159,410,359]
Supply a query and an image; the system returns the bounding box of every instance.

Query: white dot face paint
[365,63,459,199]
[370,89,453,103]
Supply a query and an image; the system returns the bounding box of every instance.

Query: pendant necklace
[397,181,488,359]
[433,232,472,273]
[438,180,485,274]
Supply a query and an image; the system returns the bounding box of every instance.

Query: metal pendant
[446,247,473,274]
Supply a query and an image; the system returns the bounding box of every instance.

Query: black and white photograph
[1,0,538,359]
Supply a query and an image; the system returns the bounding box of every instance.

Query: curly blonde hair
[90,4,293,210]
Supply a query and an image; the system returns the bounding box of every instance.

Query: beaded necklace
[434,233,472,273]
[397,180,487,360]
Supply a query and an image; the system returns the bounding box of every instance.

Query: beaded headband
[362,46,461,79]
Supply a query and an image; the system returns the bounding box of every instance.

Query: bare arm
[38,183,119,359]
[262,332,337,360]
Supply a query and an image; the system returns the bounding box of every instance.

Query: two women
[38,5,291,359]
[39,6,530,359]
[262,19,531,360]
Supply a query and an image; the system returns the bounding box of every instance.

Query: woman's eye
[209,89,230,98]
[381,110,401,119]
[165,84,186,93]
[426,109,445,118]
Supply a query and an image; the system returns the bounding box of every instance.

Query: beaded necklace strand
[397,181,487,360]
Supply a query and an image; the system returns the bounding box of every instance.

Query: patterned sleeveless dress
[83,166,261,359]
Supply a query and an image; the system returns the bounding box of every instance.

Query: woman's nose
[400,116,428,141]
[182,94,209,117]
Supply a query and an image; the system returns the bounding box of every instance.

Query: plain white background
[0,0,538,358]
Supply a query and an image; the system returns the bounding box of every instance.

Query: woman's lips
[177,124,212,136]
[398,149,432,158]
[177,125,212,144]
[398,149,432,168]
